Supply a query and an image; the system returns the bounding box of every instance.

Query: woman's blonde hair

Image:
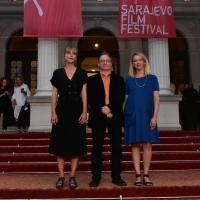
[128,52,150,77]
[64,45,78,55]
[14,75,24,87]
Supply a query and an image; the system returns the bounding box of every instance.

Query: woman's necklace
[134,75,147,88]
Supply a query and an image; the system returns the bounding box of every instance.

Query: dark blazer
[182,87,198,108]
[87,72,125,128]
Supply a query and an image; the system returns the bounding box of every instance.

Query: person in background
[11,75,31,133]
[87,51,127,187]
[176,83,185,95]
[49,45,87,190]
[176,83,186,129]
[197,86,200,130]
[184,83,189,90]
[123,52,160,186]
[0,77,11,133]
[170,82,176,94]
[182,83,199,130]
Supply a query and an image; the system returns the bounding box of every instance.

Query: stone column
[35,38,58,96]
[188,49,200,89]
[148,38,171,95]
[148,38,181,130]
[118,48,129,79]
[28,38,58,132]
[129,38,143,56]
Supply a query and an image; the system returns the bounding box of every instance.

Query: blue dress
[124,74,160,145]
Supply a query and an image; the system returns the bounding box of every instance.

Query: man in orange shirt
[87,51,126,187]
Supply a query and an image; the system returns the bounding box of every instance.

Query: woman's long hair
[128,52,150,78]
[0,77,9,89]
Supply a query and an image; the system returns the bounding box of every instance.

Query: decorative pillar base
[34,90,52,97]
[27,96,52,132]
[158,95,182,130]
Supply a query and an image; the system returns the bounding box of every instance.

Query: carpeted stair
[0,130,200,199]
[0,131,200,173]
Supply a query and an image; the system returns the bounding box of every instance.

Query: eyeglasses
[99,60,111,63]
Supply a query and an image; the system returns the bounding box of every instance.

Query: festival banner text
[118,0,176,38]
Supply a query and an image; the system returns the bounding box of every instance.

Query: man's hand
[107,113,113,119]
[101,106,111,115]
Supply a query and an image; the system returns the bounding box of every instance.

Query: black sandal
[143,174,153,186]
[56,177,65,189]
[69,177,77,189]
[134,174,142,186]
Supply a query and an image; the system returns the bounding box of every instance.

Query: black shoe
[143,174,153,186]
[56,177,65,189]
[134,174,142,186]
[89,179,100,187]
[112,177,127,186]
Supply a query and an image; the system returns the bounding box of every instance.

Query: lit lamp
[94,43,99,48]
[97,0,104,2]
[10,0,17,2]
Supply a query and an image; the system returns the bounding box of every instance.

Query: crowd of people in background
[171,82,200,130]
[0,75,31,133]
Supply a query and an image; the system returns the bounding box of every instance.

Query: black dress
[49,68,87,157]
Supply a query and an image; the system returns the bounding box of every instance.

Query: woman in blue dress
[124,52,160,186]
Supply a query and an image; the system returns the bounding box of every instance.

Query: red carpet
[0,130,200,199]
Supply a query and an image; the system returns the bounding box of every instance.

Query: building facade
[0,0,200,131]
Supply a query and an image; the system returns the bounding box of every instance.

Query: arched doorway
[6,30,38,95]
[168,32,190,90]
[77,28,119,76]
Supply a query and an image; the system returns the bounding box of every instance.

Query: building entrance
[78,28,119,76]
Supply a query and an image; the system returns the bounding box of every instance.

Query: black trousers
[0,105,9,130]
[183,107,198,130]
[91,120,122,180]
[17,107,27,130]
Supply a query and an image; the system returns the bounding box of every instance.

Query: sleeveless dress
[124,74,160,145]
[49,68,87,157]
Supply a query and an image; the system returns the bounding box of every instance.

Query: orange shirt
[100,72,111,105]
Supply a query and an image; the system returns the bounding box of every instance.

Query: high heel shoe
[134,174,142,186]
[143,174,153,186]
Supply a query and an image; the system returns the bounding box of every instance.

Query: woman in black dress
[49,45,87,189]
[0,77,10,133]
